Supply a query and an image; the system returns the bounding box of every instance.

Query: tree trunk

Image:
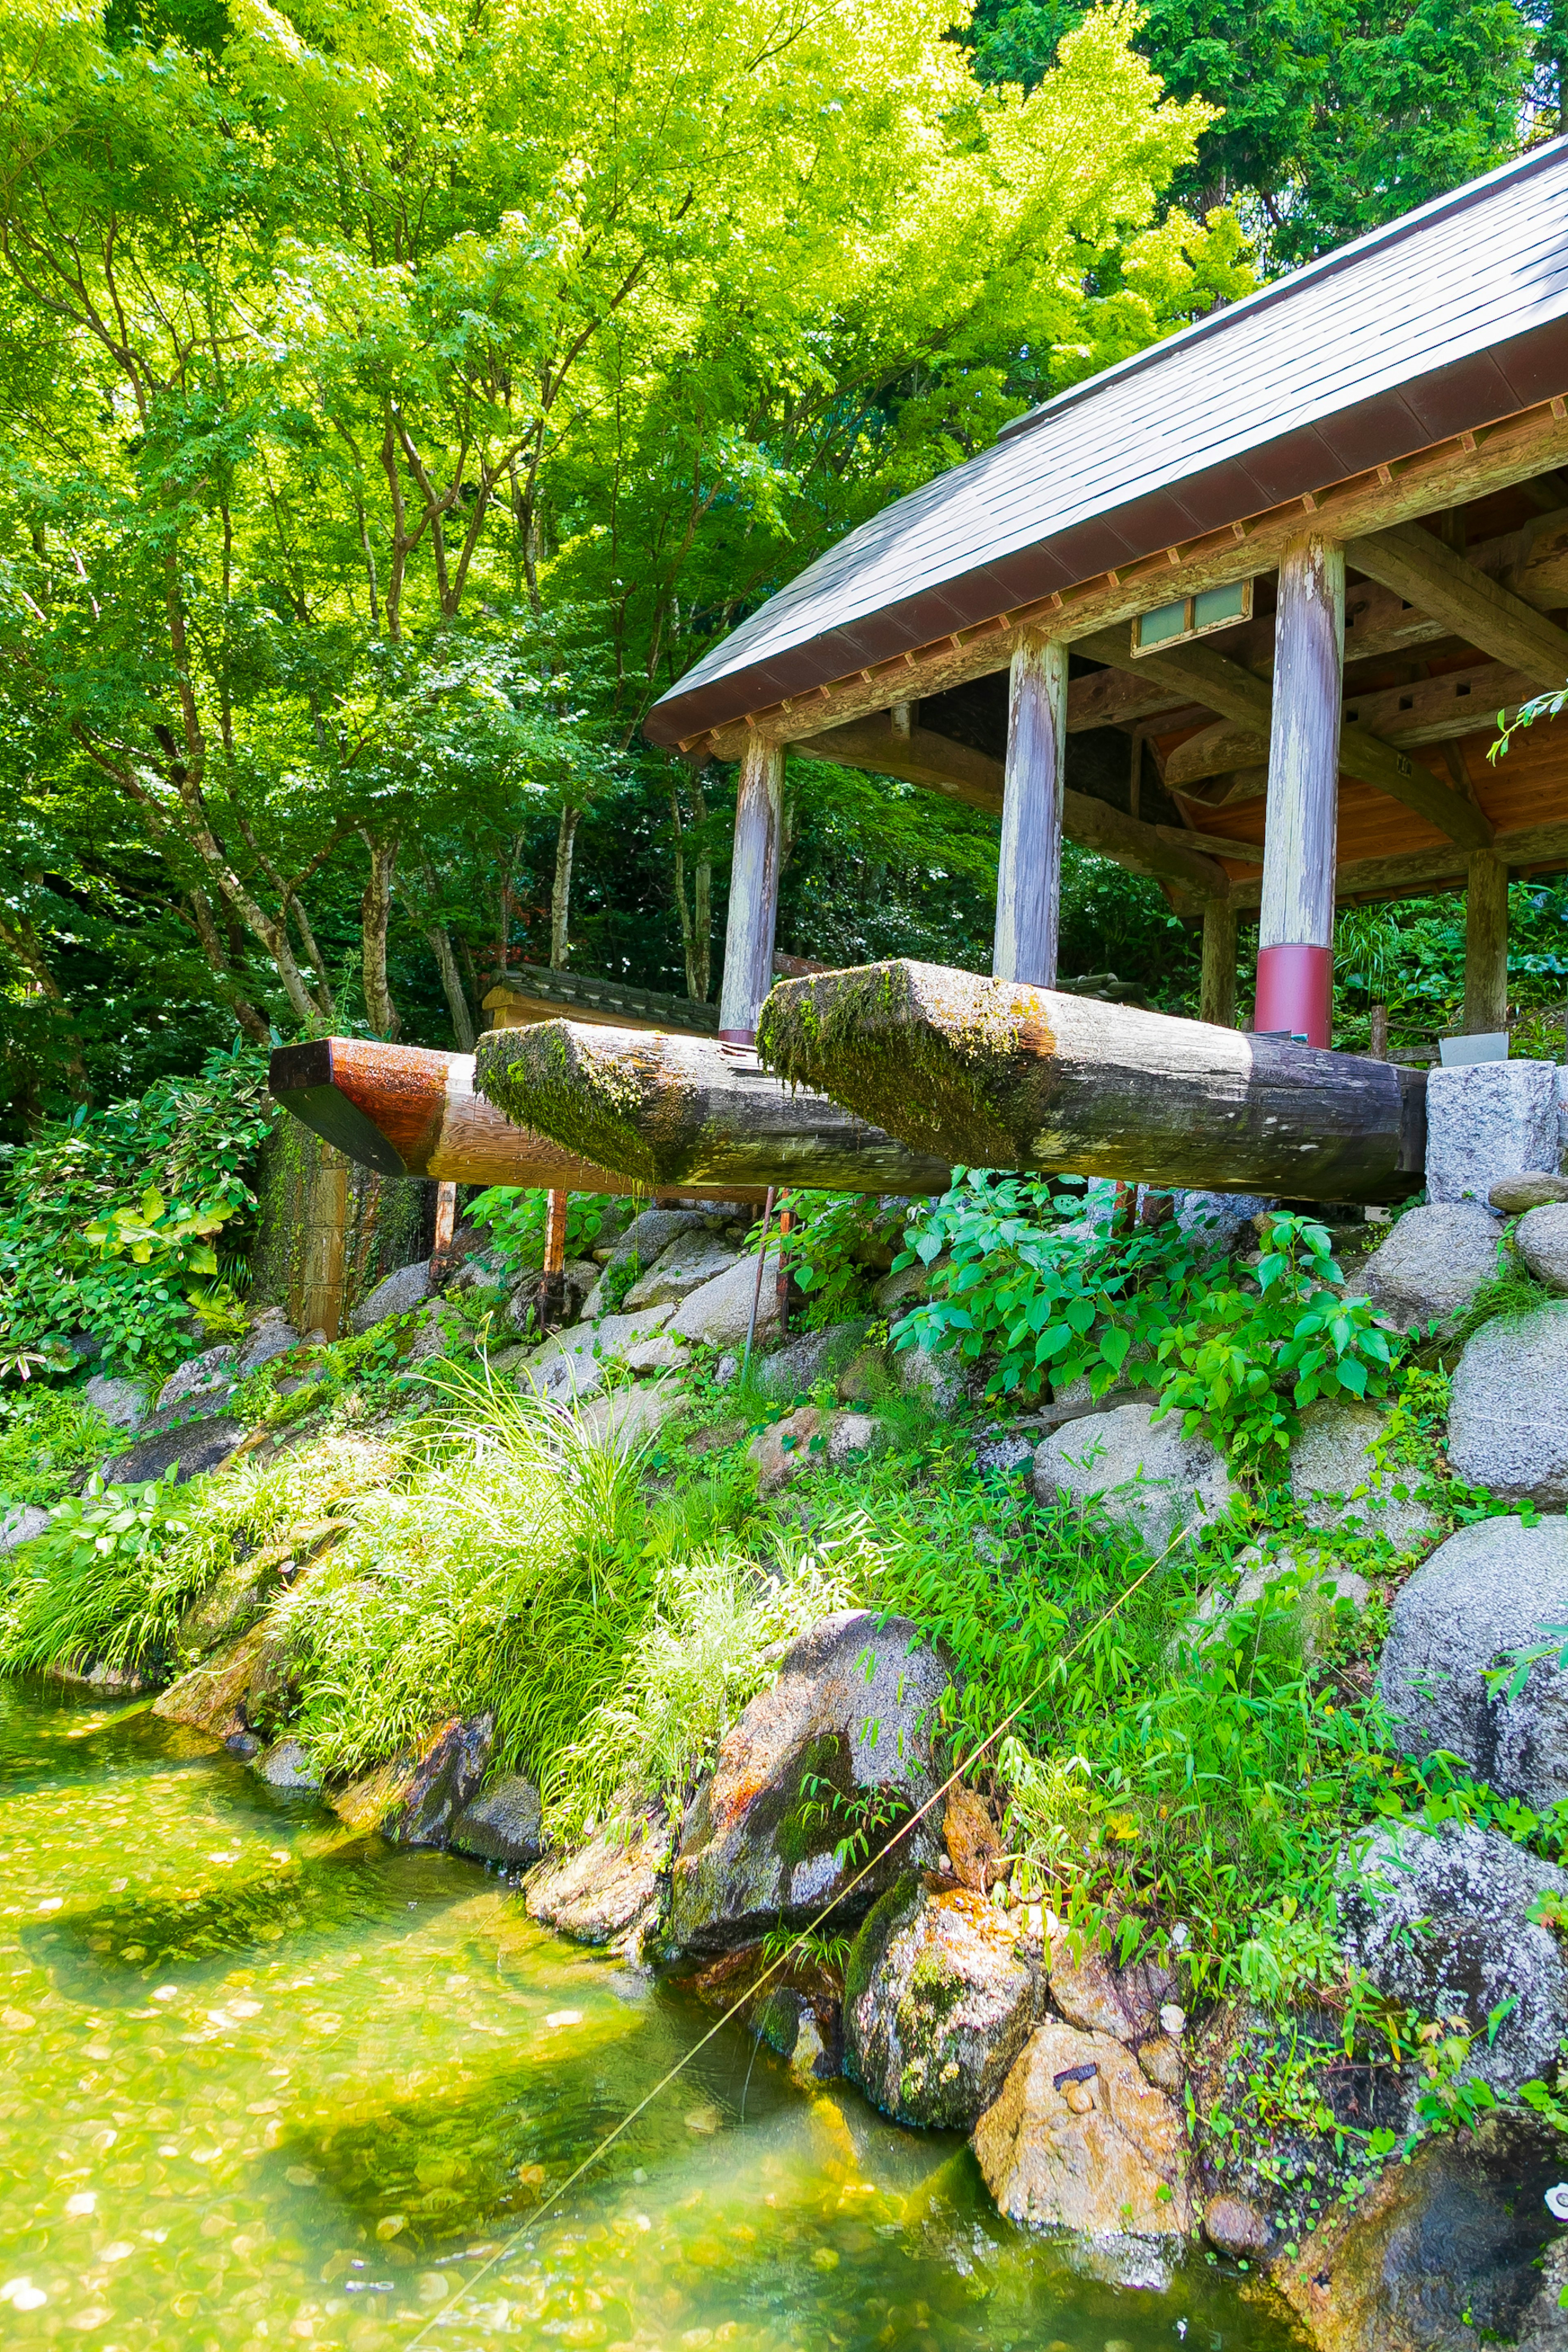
[551,806,581,969]
[426,924,477,1051]
[757,960,1427,1205]
[184,886,271,1045]
[359,831,401,1039]
[472,1021,951,1194]
[0,910,92,1098]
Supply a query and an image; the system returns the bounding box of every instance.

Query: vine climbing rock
[971,2021,1193,2251]
[843,1875,1043,2130]
[1376,1516,1568,1803]
[664,1612,949,1956]
[1339,1819,1568,2103]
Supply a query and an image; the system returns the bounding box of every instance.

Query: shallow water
[0,1679,1293,2351]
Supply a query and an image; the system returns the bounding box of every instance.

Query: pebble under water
[0,1679,1297,2351]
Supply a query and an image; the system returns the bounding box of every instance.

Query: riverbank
[5,1177,1568,2345]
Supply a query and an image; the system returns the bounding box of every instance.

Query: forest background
[3,0,1568,1144]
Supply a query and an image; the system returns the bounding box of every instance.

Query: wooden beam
[1345,521,1568,688]
[474,1021,953,1196]
[1158,824,1262,864]
[994,635,1067,983]
[1225,816,1568,912]
[791,714,1229,898]
[268,1037,752,1200]
[1256,533,1343,1047]
[693,405,1568,754]
[1201,899,1238,1028]
[1463,849,1510,1033]
[717,736,784,1041]
[756,960,1427,1203]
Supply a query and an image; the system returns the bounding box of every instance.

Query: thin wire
[405,1526,1187,2346]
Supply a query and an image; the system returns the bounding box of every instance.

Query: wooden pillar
[1255,533,1344,1048]
[1200,898,1237,1028]
[993,633,1067,986]
[1463,849,1510,1034]
[718,737,784,1042]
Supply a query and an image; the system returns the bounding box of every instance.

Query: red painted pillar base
[1255,943,1333,1048]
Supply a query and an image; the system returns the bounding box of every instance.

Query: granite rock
[1426,1058,1561,1206]
[972,2020,1194,2239]
[1354,1201,1502,1334]
[348,1259,432,1334]
[1447,1298,1568,1505]
[82,1373,150,1430]
[1519,1202,1568,1292]
[668,1245,784,1350]
[449,1773,544,1866]
[0,1503,49,1555]
[156,1344,238,1411]
[844,1878,1042,2129]
[526,1805,672,1945]
[622,1233,740,1311]
[1290,1398,1440,1551]
[1492,1172,1568,1215]
[1033,1401,1236,1557]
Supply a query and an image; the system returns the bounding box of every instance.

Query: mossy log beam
[755,960,1428,1203]
[472,1021,954,1195]
[268,1037,757,1201]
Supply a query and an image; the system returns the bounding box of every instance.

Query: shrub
[467,1186,614,1273]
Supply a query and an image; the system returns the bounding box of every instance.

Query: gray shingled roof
[645,142,1568,748]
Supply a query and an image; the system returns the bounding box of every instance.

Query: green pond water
[0,1679,1296,2352]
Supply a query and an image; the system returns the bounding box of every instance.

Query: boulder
[82,1373,150,1430]
[875,1262,929,1316]
[449,1773,544,1866]
[331,1714,494,1846]
[234,1312,301,1377]
[1377,1516,1568,1803]
[1047,1936,1174,2051]
[526,1804,672,1945]
[1274,2112,1566,2352]
[622,1233,740,1312]
[104,1415,245,1487]
[748,1405,878,1493]
[1339,1819,1568,2100]
[843,1878,1042,2129]
[605,1206,719,1270]
[1354,1200,1502,1334]
[578,1381,687,1454]
[1289,1399,1440,1552]
[944,1785,1003,1891]
[156,1344,238,1411]
[0,1503,49,1555]
[666,1611,949,1953]
[153,1626,269,1741]
[895,1343,967,1414]
[972,1431,1036,1478]
[406,1300,475,1365]
[972,2020,1193,2239]
[667,1244,784,1350]
[252,1737,320,1791]
[1447,1300,1568,1506]
[1203,2192,1273,2258]
[1192,1545,1372,1663]
[756,1319,873,1403]
[178,1557,276,1652]
[1426,1058,1561,1206]
[522,1306,674,1403]
[690,1942,842,2085]
[1033,1401,1236,1557]
[621,1332,688,1375]
[1174,1191,1274,1266]
[347,1258,432,1335]
[1519,1202,1568,1293]
[1493,1172,1568,1216]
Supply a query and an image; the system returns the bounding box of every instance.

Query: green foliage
[467,1187,613,1275]
[755,1192,906,1331]
[1156,1213,1398,1466]
[0,1387,111,1511]
[1332,882,1568,1059]
[892,1172,1209,1403]
[0,1039,272,1379]
[0,1474,192,1675]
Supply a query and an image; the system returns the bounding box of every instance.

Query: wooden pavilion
[643,143,1568,1055]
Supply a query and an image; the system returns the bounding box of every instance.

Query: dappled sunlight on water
[0,1679,1290,2350]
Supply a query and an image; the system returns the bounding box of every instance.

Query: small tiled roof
[646,143,1568,748]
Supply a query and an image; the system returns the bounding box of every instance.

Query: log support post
[538,1184,569,1330]
[1256,532,1345,1048]
[1463,848,1510,1035]
[1200,898,1238,1028]
[718,737,785,1043]
[993,634,1067,986]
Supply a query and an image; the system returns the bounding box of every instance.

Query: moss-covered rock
[844,1876,1041,2129]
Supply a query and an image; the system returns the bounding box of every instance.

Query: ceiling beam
[1074,627,1491,847]
[1345,521,1568,688]
[695,401,1568,755]
[1226,816,1568,912]
[791,716,1229,899]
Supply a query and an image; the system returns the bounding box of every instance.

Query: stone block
[1425,1060,1560,1205]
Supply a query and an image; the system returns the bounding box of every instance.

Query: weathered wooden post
[1463,848,1510,1034]
[993,634,1068,985]
[1255,534,1345,1047]
[1200,899,1238,1028]
[718,738,785,1043]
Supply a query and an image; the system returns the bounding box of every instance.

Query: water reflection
[0,1677,1285,2350]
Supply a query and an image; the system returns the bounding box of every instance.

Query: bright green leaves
[86,1183,236,1274]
